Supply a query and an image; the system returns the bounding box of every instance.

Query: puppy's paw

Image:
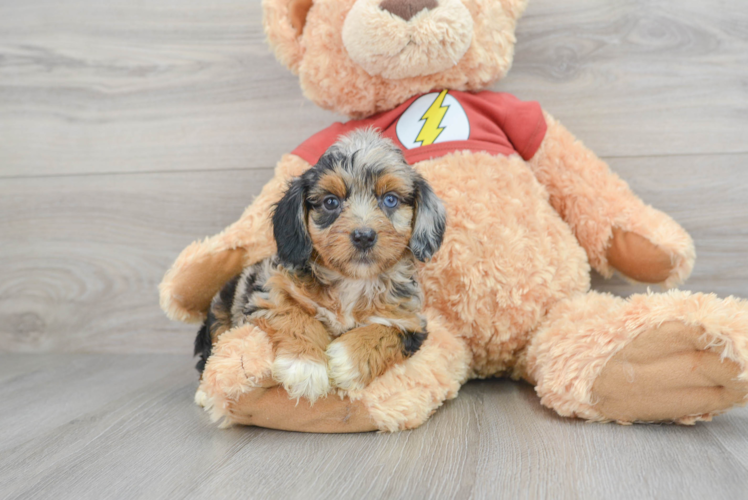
[272,355,331,403]
[194,388,209,408]
[326,342,368,392]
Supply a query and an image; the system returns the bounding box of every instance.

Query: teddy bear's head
[264,0,528,118]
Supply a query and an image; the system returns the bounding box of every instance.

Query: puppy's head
[273,129,446,279]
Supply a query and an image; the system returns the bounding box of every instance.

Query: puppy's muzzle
[351,228,378,251]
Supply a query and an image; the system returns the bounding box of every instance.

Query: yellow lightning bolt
[415,90,450,146]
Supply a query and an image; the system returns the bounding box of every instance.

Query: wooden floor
[1,353,746,500]
[1,0,747,498]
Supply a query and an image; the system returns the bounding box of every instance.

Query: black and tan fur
[195,130,446,401]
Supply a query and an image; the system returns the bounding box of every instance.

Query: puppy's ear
[273,176,313,268]
[410,176,446,262]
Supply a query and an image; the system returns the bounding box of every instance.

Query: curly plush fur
[161,0,748,431]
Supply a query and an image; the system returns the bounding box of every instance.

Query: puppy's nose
[351,228,378,251]
[379,0,438,21]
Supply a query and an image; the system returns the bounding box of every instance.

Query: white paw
[272,355,331,403]
[194,388,209,408]
[326,342,365,391]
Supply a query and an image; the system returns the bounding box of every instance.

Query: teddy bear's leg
[159,154,312,324]
[197,315,471,432]
[522,290,748,424]
[528,112,695,288]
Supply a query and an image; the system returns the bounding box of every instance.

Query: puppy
[194,129,447,402]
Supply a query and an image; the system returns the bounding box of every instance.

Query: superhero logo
[395,90,470,150]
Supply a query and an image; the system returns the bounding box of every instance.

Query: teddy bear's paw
[326,342,368,392]
[272,355,331,403]
[591,320,748,423]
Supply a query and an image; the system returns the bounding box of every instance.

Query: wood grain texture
[0,354,746,500]
[505,0,748,157]
[0,0,338,178]
[0,168,273,353]
[1,0,747,178]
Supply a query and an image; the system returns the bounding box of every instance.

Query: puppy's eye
[382,193,399,209]
[322,196,340,211]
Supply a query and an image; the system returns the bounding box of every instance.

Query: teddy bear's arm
[527,111,695,287]
[198,315,470,432]
[159,154,312,323]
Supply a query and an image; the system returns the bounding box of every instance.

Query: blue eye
[382,193,399,209]
[323,196,340,210]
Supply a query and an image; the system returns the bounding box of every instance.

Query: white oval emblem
[396,90,470,150]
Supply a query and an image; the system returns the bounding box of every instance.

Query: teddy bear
[159,0,748,432]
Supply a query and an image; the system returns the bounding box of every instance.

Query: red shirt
[292,90,547,166]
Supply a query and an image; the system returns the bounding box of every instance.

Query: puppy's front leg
[255,309,332,403]
[327,324,427,392]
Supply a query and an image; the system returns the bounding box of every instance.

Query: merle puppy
[195,129,446,402]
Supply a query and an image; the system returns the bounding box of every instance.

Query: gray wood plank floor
[1,0,747,498]
[1,354,747,500]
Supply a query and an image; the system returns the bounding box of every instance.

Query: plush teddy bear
[159,0,748,432]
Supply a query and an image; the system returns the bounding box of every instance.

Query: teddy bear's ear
[498,0,529,20]
[263,0,313,74]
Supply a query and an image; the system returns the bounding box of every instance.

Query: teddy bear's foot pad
[591,321,748,423]
[227,383,376,433]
